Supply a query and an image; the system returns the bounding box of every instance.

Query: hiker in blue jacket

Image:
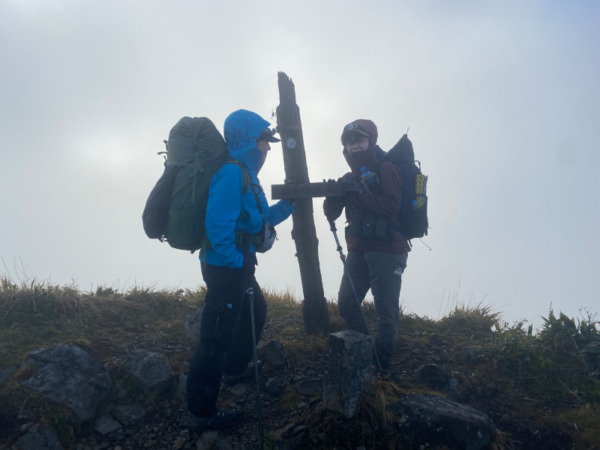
[187,109,295,431]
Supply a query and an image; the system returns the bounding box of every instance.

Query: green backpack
[164,116,231,251]
[143,116,252,252]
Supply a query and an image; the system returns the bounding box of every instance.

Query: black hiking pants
[338,251,408,371]
[186,263,266,416]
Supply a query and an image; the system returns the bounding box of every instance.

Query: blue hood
[224,109,272,174]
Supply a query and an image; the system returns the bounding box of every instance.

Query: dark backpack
[382,134,429,240]
[142,116,236,251]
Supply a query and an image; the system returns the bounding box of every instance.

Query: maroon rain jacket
[339,145,411,254]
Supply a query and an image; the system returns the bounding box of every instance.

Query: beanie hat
[341,119,378,147]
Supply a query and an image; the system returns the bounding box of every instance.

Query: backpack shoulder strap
[374,159,383,174]
[223,160,250,193]
[241,167,250,194]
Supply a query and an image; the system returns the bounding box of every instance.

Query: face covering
[344,146,379,176]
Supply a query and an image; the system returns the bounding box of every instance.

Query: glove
[341,178,362,197]
[323,196,344,222]
[242,250,257,275]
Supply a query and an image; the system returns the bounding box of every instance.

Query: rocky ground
[65,334,575,450]
[1,294,598,449]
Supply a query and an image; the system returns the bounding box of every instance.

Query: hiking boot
[372,360,390,379]
[376,368,391,380]
[188,408,240,431]
[222,361,263,386]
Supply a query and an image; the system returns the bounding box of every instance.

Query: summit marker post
[275,72,330,334]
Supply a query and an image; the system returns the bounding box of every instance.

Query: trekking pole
[247,286,265,450]
[328,219,384,374]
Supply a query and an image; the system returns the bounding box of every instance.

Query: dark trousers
[338,251,408,371]
[186,263,266,416]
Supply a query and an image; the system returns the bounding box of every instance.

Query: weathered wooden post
[275,72,330,335]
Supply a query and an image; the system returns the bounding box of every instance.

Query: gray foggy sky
[1,0,599,329]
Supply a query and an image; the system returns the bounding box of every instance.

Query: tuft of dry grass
[437,301,500,336]
[0,276,206,367]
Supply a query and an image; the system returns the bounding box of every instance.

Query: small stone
[196,430,218,450]
[18,408,35,420]
[265,378,281,395]
[230,384,248,396]
[265,340,289,367]
[124,349,175,395]
[94,415,122,438]
[294,425,307,434]
[20,422,33,433]
[416,364,448,391]
[298,378,322,397]
[114,403,146,426]
[172,435,187,450]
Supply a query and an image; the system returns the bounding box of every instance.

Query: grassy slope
[1,278,599,449]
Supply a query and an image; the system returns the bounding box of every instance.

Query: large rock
[124,349,175,394]
[391,393,496,449]
[21,344,113,422]
[16,427,64,450]
[322,330,373,418]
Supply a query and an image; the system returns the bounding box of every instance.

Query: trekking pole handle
[328,218,337,233]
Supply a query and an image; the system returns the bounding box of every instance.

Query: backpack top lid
[386,134,414,164]
[166,116,228,166]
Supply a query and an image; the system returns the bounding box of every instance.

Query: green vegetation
[1,276,599,449]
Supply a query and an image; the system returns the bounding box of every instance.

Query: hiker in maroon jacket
[324,119,410,374]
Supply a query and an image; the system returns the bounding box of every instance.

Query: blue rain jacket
[200,109,295,268]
